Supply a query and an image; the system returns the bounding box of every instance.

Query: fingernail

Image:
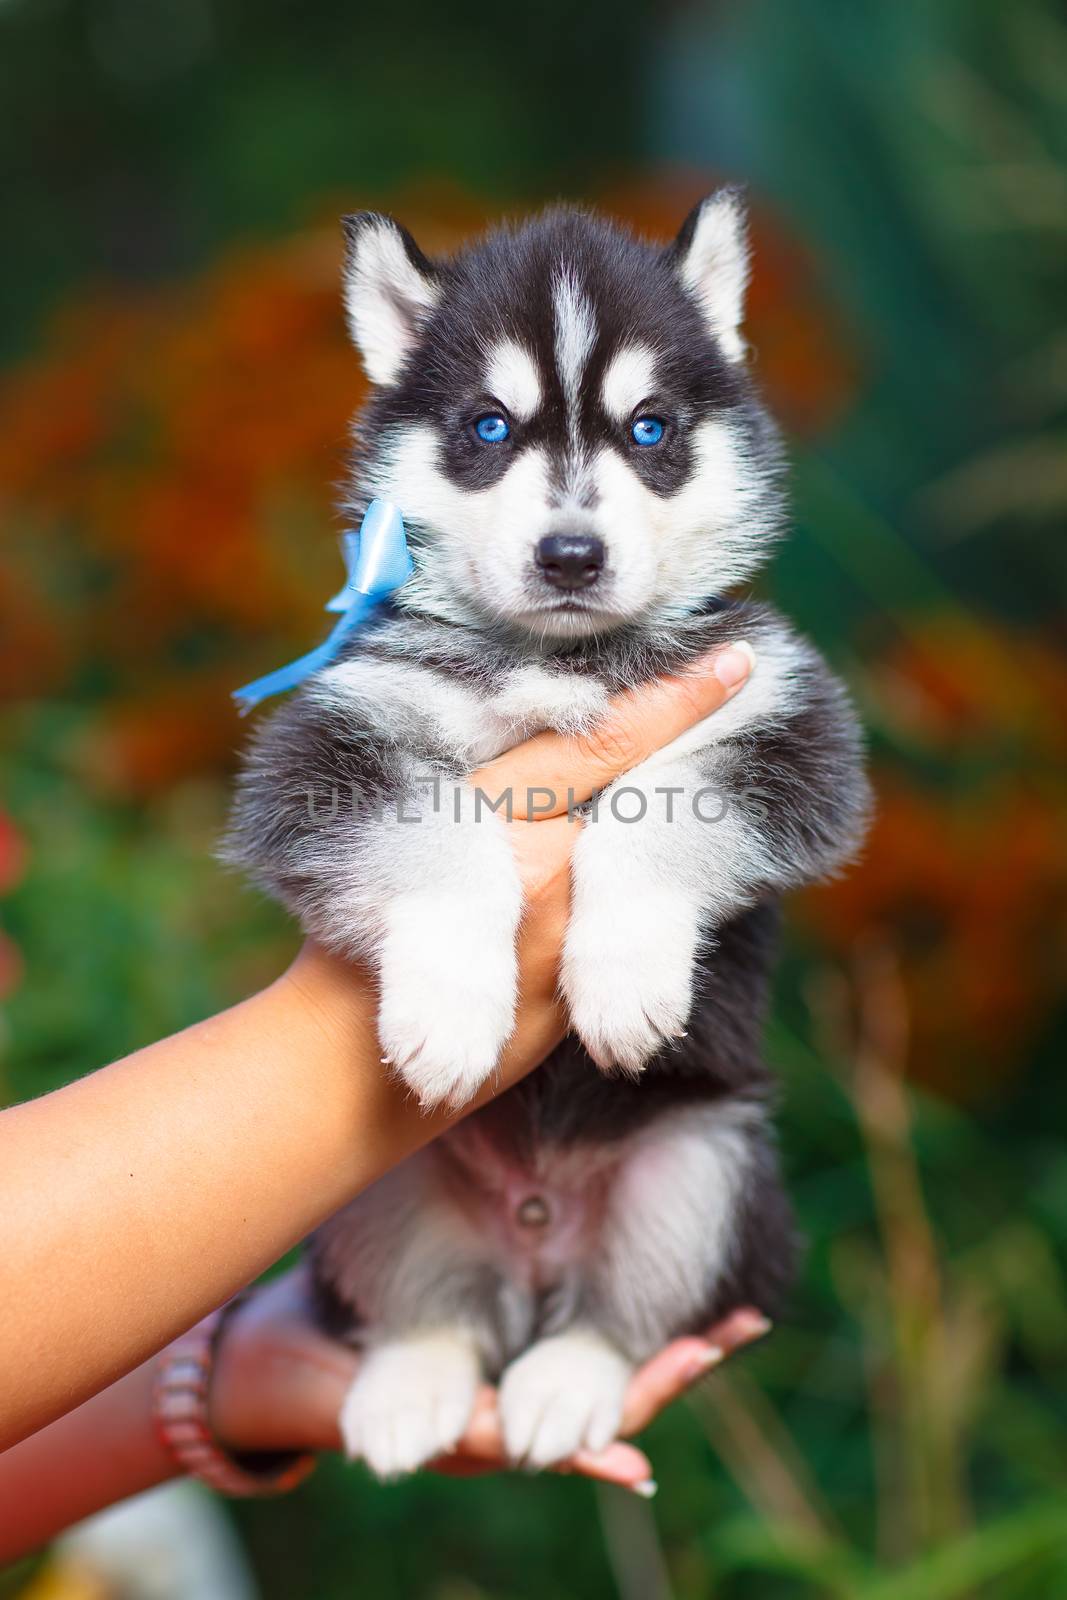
[632,1478,658,1499]
[737,1312,773,1341]
[683,1344,724,1384]
[714,640,756,692]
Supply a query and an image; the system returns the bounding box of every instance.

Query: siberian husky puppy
[226,195,870,1477]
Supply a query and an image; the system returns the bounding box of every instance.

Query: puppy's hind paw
[339,1333,481,1481]
[499,1331,631,1469]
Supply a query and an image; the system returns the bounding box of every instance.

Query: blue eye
[475,414,510,443]
[631,415,665,446]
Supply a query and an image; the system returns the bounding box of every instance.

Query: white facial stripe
[600,344,657,421]
[553,269,596,435]
[485,340,542,421]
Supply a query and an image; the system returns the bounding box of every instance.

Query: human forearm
[0,1353,176,1561]
[0,941,563,1450]
[0,647,744,1454]
[0,952,384,1447]
[0,1263,766,1563]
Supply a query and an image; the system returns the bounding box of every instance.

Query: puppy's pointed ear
[668,188,750,362]
[340,213,441,385]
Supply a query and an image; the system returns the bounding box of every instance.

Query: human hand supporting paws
[210,1267,773,1493]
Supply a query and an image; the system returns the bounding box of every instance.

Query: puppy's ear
[668,188,750,362]
[340,213,441,386]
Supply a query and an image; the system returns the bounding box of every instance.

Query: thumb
[470,642,755,820]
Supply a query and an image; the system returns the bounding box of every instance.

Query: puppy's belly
[436,1118,620,1294]
[313,1092,766,1370]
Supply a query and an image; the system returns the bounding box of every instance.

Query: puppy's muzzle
[535,534,605,592]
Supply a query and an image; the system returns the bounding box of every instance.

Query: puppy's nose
[535,534,605,591]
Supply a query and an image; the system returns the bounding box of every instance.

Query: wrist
[155,1303,316,1495]
[207,1274,356,1456]
[276,941,377,1055]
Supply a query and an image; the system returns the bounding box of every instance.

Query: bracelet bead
[153,1301,315,1498]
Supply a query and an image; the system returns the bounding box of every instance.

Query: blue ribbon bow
[232,499,413,714]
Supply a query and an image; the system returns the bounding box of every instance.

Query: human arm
[0,1264,770,1561]
[0,644,754,1450]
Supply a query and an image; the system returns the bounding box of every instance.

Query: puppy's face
[343,198,783,638]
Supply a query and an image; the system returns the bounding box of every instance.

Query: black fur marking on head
[350,206,759,503]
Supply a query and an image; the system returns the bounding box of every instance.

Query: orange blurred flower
[803,616,1067,1096]
[0,173,859,788]
[4,177,1060,1105]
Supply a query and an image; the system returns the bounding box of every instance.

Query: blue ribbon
[233,499,413,715]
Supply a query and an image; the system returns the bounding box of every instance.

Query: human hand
[210,1266,770,1493]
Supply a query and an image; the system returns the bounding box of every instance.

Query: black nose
[535,534,605,591]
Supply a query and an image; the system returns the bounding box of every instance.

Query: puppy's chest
[477,667,614,764]
[392,658,614,765]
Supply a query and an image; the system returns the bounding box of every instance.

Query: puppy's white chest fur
[487,665,609,744]
[315,656,610,767]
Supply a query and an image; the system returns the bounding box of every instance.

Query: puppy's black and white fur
[226,195,870,1478]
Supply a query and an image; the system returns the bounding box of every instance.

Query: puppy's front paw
[339,1333,481,1481]
[562,894,697,1074]
[499,1332,631,1469]
[378,895,518,1109]
[380,987,514,1111]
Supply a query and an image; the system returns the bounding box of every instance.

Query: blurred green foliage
[1,1,1065,1596]
[0,0,648,362]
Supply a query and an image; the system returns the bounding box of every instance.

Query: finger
[427,1439,654,1491]
[620,1339,724,1437]
[704,1306,774,1355]
[620,1307,772,1436]
[444,1384,506,1462]
[431,1433,653,1494]
[433,1387,653,1492]
[567,1441,654,1491]
[470,642,755,819]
